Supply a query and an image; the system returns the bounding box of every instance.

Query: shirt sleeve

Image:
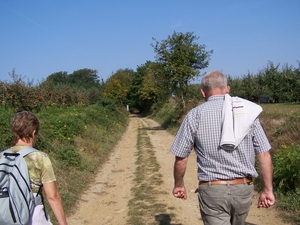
[25,151,56,192]
[40,152,56,184]
[170,110,196,158]
[252,118,272,154]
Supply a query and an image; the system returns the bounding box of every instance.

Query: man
[170,71,275,225]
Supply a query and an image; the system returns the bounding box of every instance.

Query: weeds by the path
[127,120,176,225]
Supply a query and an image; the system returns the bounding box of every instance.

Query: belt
[199,177,252,185]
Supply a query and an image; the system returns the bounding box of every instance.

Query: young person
[10,111,68,225]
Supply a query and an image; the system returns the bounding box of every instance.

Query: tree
[136,61,171,113]
[263,62,282,103]
[44,71,68,85]
[127,61,152,112]
[280,64,299,102]
[150,62,172,110]
[186,83,203,102]
[240,73,260,102]
[43,69,101,89]
[69,68,100,88]
[103,69,134,105]
[126,61,172,114]
[138,62,163,113]
[151,31,212,110]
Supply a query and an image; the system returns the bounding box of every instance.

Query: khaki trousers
[198,183,253,225]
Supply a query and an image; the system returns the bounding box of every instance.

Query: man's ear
[201,89,206,98]
[226,86,230,94]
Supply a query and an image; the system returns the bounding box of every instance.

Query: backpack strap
[2,146,38,158]
[36,184,49,220]
[17,147,38,158]
[3,146,49,220]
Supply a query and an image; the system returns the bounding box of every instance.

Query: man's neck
[205,89,226,100]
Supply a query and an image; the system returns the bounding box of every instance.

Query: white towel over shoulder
[220,94,262,150]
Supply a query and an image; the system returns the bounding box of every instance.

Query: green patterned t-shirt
[10,146,56,193]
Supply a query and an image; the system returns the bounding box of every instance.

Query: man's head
[201,71,230,99]
[11,111,40,144]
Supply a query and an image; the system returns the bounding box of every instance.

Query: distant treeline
[1,61,299,114]
[227,62,300,103]
[2,31,299,114]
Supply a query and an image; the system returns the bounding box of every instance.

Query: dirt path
[67,115,289,225]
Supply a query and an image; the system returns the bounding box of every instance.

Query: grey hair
[201,71,227,93]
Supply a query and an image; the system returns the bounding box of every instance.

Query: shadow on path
[155,214,182,225]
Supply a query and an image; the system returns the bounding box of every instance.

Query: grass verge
[0,104,129,225]
[127,119,176,225]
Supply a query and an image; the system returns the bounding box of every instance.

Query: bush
[0,107,14,150]
[1,82,45,112]
[37,106,86,143]
[98,97,120,112]
[53,145,82,167]
[151,102,183,134]
[273,143,300,194]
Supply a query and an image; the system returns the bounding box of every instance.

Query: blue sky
[1,1,299,83]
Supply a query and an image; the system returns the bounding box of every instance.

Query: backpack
[0,147,42,225]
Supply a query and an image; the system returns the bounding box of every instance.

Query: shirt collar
[207,95,226,101]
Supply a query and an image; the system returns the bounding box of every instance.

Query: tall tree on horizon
[151,31,212,110]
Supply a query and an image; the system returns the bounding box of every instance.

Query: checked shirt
[170,95,271,181]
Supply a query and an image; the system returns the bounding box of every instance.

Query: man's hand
[257,151,275,208]
[257,190,275,208]
[173,156,188,200]
[173,186,187,200]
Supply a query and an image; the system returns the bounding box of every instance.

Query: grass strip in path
[127,119,176,225]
